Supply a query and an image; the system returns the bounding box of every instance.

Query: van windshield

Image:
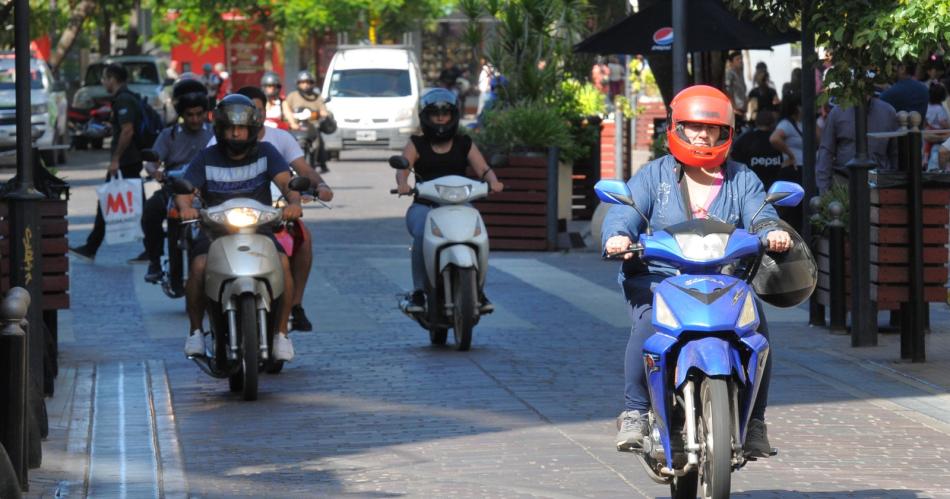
[0,61,44,90]
[328,69,411,98]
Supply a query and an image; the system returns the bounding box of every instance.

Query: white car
[321,46,422,155]
[70,55,175,129]
[0,53,68,164]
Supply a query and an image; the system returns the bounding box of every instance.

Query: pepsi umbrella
[574,0,798,55]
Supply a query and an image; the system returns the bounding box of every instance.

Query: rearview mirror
[594,179,634,206]
[289,176,312,192]
[170,176,195,195]
[766,181,804,207]
[140,149,160,162]
[389,155,410,170]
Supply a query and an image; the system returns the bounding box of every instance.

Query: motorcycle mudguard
[673,337,746,389]
[221,277,273,312]
[438,244,478,275]
[738,332,770,443]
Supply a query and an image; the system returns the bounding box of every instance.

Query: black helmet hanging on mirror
[172,78,209,115]
[749,219,817,308]
[419,88,459,142]
[212,94,263,157]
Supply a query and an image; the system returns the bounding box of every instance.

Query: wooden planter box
[474,152,558,251]
[0,199,70,310]
[814,186,949,310]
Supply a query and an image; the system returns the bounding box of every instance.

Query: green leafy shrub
[476,102,574,156]
[810,183,850,234]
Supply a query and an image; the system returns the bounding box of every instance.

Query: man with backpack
[70,63,156,261]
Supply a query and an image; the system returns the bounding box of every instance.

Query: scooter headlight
[224,207,262,227]
[435,184,471,203]
[674,233,729,261]
[654,293,680,329]
[736,292,758,329]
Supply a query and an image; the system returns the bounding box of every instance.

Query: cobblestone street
[17,149,950,498]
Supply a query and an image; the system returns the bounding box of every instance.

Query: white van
[321,46,422,154]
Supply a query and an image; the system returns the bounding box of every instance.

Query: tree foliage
[725,0,950,106]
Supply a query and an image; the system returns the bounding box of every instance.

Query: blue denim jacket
[601,154,779,279]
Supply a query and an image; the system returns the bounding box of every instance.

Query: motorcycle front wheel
[698,377,732,499]
[452,267,477,351]
[239,294,259,401]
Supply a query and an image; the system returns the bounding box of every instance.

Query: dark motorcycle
[67,100,111,150]
[291,107,336,169]
[141,149,194,299]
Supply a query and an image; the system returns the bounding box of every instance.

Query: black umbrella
[574,0,798,55]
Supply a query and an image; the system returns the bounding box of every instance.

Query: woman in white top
[769,93,807,231]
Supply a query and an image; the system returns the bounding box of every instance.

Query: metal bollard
[848,102,876,347]
[0,287,31,491]
[827,201,847,332]
[905,111,926,362]
[808,196,826,326]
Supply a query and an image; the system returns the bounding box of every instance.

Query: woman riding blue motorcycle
[602,85,794,457]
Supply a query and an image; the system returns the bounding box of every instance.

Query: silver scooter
[172,176,311,401]
[389,156,494,350]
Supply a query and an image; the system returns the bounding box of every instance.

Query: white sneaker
[273,333,295,362]
[184,332,205,357]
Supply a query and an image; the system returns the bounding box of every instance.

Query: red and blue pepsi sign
[652,27,674,51]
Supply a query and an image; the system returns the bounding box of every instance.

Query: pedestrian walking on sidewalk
[70,63,148,262]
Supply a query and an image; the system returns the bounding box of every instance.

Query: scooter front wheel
[698,377,732,499]
[239,294,259,401]
[452,267,477,351]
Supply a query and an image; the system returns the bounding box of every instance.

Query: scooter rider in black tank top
[395,88,504,311]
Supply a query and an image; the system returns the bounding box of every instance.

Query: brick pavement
[15,150,950,498]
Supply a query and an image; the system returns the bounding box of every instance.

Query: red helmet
[666,85,735,168]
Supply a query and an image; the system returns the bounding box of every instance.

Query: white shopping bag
[96,172,144,245]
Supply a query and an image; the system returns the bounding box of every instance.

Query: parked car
[0,52,69,165]
[321,46,422,155]
[69,55,175,149]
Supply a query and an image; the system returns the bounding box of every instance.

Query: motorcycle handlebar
[604,243,644,260]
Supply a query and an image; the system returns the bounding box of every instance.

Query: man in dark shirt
[177,94,302,362]
[70,63,147,261]
[880,60,928,118]
[730,111,784,190]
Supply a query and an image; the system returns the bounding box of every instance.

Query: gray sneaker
[616,410,649,451]
[743,418,772,457]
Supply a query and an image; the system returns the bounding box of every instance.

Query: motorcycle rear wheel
[239,294,259,401]
[698,378,732,499]
[452,267,477,351]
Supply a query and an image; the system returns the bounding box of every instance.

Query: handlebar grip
[390,189,399,194]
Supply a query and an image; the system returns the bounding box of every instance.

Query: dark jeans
[143,188,171,264]
[85,163,144,253]
[622,274,772,421]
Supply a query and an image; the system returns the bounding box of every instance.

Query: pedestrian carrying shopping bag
[96,172,144,245]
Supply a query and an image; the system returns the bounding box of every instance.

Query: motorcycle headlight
[674,233,729,261]
[654,293,680,329]
[736,292,758,329]
[224,207,262,227]
[435,184,471,203]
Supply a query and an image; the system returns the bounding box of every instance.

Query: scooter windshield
[641,219,761,269]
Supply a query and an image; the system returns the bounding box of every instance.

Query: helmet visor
[219,105,259,127]
[674,121,731,148]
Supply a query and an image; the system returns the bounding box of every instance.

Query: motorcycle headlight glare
[654,293,680,329]
[430,218,443,237]
[435,184,471,203]
[736,292,758,329]
[225,207,262,228]
[674,233,729,261]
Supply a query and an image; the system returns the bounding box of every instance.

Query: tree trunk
[48,0,98,73]
[126,0,141,55]
[98,7,112,56]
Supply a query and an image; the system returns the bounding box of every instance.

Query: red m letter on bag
[106,192,128,214]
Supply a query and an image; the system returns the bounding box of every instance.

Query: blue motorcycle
[595,179,809,498]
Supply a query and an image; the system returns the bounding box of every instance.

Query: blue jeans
[622,274,772,421]
[406,203,432,291]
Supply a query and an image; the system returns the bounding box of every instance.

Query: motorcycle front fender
[673,337,746,389]
[438,244,479,275]
[221,277,273,312]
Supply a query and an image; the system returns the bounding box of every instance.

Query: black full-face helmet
[419,88,459,142]
[260,71,282,98]
[213,94,263,157]
[750,219,817,308]
[172,78,209,115]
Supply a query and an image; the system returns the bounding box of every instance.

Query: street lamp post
[671,0,687,93]
[8,0,48,473]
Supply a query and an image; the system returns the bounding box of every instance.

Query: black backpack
[120,89,164,149]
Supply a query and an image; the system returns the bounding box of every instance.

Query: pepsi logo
[653,27,674,46]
